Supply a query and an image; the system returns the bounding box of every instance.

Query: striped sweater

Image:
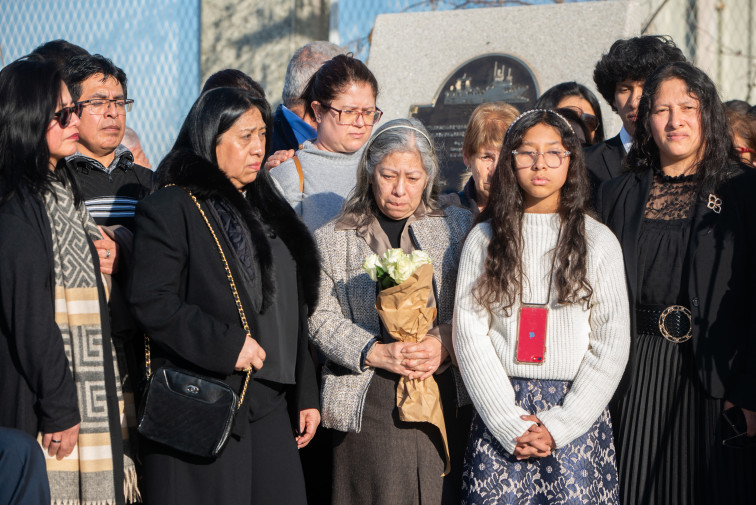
[66,145,154,230]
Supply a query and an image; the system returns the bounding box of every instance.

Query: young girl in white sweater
[453,109,630,504]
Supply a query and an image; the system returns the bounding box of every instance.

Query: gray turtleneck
[270,140,365,232]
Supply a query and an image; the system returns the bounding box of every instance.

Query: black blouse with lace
[637,170,698,305]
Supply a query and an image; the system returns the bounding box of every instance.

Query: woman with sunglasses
[535,82,605,145]
[0,57,139,504]
[270,54,381,231]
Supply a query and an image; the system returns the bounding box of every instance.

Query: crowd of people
[0,32,754,505]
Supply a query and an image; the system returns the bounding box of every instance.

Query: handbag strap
[144,186,253,408]
[293,155,304,193]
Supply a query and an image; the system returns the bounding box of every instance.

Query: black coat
[270,104,300,154]
[0,190,80,435]
[128,152,321,435]
[597,164,756,410]
[585,133,625,202]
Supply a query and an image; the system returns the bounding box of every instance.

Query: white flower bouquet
[362,249,432,290]
[362,248,450,475]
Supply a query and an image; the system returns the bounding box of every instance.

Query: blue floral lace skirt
[461,378,619,505]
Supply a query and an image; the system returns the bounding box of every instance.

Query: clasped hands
[365,335,448,380]
[514,414,556,460]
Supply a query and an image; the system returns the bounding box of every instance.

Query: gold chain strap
[144,186,253,408]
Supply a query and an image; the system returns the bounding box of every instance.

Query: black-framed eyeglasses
[321,104,382,126]
[51,103,83,128]
[512,149,571,169]
[77,98,134,116]
[561,105,599,132]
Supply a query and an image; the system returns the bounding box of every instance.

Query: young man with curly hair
[585,36,686,196]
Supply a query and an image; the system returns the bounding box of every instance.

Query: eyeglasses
[561,105,600,132]
[51,103,83,128]
[321,104,382,126]
[512,149,571,169]
[77,98,134,116]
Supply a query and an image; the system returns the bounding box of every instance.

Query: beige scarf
[42,179,139,505]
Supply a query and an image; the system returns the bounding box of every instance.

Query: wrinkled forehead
[80,73,125,98]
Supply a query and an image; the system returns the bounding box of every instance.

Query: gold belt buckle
[658,305,692,343]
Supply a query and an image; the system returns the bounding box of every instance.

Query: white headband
[364,124,434,153]
[506,108,576,136]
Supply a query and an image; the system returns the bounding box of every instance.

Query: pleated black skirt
[614,331,756,505]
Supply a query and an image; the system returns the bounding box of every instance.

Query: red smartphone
[516,305,548,364]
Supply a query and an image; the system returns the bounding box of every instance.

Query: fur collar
[158,150,320,314]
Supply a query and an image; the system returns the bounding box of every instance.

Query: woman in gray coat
[309,118,473,505]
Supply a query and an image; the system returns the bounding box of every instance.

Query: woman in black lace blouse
[597,61,756,505]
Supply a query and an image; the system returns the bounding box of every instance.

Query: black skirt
[614,330,756,504]
[140,388,306,505]
[615,177,756,505]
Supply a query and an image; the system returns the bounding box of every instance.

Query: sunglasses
[51,103,83,128]
[560,105,600,132]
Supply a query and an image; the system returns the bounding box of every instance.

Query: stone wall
[201,0,330,105]
[369,1,643,138]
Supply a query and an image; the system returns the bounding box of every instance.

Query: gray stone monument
[368,0,642,191]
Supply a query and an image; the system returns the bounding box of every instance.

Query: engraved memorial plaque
[410,54,538,193]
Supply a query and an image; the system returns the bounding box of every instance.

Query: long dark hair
[534,81,606,143]
[0,58,64,204]
[474,110,593,314]
[625,61,738,196]
[157,87,288,211]
[160,87,271,170]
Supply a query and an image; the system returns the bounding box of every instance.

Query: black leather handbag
[137,189,254,458]
[138,366,240,458]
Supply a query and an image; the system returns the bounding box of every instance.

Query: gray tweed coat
[310,204,473,432]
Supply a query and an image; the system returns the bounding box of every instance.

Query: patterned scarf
[42,179,139,505]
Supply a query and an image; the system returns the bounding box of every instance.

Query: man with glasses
[62,54,153,241]
[585,36,686,200]
[61,55,154,415]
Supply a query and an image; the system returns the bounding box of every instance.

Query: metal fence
[643,0,755,102]
[334,0,756,102]
[0,0,201,165]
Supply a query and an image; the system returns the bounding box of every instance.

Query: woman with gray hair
[309,118,473,504]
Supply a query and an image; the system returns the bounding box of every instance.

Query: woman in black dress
[597,61,756,505]
[129,88,321,505]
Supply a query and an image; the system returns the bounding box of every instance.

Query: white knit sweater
[453,213,630,454]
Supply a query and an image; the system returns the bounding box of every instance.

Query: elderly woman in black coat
[128,88,321,505]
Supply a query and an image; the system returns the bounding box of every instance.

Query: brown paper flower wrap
[374,263,450,476]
